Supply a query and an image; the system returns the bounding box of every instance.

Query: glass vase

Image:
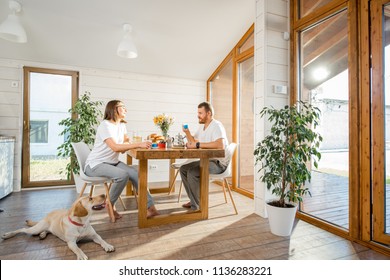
[161,129,169,141]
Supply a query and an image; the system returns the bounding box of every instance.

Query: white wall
[0,58,205,192]
[254,0,289,217]
[0,60,23,192]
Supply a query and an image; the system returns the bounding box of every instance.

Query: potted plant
[254,101,323,236]
[57,91,103,192]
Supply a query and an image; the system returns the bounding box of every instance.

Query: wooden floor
[0,183,389,260]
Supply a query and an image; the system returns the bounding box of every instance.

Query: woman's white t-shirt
[194,119,230,166]
[85,120,127,169]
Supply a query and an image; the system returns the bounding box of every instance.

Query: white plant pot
[266,201,298,236]
[73,173,90,194]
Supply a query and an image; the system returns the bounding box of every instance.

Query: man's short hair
[198,101,214,116]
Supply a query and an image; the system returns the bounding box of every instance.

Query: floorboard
[0,183,389,260]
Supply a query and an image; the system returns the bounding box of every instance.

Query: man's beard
[198,118,206,124]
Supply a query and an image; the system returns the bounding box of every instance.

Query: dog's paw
[39,231,48,240]
[25,220,36,227]
[77,253,88,260]
[1,232,12,239]
[104,243,115,252]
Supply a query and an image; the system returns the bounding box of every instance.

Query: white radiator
[0,136,15,199]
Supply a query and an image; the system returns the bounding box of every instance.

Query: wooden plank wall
[254,0,290,217]
[0,58,205,190]
[0,60,23,191]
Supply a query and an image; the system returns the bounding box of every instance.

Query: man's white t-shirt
[85,120,127,169]
[194,119,230,166]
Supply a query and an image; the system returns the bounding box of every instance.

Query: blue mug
[183,124,189,129]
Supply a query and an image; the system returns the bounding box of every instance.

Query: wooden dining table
[126,148,225,228]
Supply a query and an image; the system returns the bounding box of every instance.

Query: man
[180,101,230,210]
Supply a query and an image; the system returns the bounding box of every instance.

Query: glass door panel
[298,10,349,229]
[238,56,254,193]
[209,57,233,188]
[385,9,390,236]
[29,73,71,181]
[209,58,233,142]
[371,0,390,244]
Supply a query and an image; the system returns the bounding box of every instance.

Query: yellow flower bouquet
[153,113,174,138]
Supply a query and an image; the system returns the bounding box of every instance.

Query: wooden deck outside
[303,171,350,229]
[0,182,389,260]
[303,171,390,233]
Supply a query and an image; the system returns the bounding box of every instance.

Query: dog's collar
[68,216,84,227]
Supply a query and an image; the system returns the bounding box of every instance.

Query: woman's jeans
[85,161,154,208]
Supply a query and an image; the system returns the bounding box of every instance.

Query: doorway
[291,0,390,251]
[22,67,78,188]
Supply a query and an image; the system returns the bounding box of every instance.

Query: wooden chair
[71,141,126,222]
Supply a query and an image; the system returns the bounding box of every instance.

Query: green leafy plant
[57,92,103,180]
[254,101,323,208]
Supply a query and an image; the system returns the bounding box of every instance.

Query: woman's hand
[138,141,152,149]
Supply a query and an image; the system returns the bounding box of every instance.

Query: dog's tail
[25,220,37,227]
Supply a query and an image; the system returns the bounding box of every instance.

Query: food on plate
[147,134,165,142]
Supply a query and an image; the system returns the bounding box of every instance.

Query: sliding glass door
[371,0,390,244]
[298,9,350,229]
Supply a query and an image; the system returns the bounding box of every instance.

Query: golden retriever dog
[1,194,115,260]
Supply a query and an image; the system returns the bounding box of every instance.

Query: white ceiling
[0,0,255,80]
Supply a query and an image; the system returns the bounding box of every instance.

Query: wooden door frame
[370,0,390,244]
[22,66,78,188]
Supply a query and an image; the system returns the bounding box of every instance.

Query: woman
[85,100,159,221]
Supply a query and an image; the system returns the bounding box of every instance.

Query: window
[299,0,334,18]
[30,120,49,143]
[208,24,254,197]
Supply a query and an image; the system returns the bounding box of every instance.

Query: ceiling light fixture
[0,0,27,43]
[313,67,329,81]
[117,23,138,59]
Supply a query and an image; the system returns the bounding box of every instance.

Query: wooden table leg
[138,159,148,228]
[199,158,209,219]
[126,154,133,196]
[138,158,208,228]
[169,158,176,191]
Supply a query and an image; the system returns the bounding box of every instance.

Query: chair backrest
[226,142,237,162]
[71,141,91,177]
[210,142,237,179]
